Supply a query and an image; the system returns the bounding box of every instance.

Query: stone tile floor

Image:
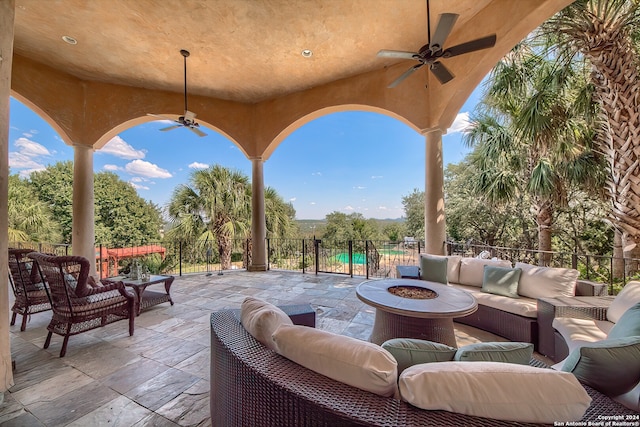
[1,270,550,426]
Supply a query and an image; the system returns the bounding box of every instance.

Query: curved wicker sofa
[210,309,638,427]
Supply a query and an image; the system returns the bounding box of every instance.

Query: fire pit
[388,286,437,299]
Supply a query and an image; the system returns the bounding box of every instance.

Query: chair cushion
[515,262,578,299]
[399,361,591,423]
[419,254,448,284]
[272,324,398,397]
[552,317,611,352]
[560,336,640,396]
[608,302,640,339]
[454,342,533,365]
[381,338,456,373]
[481,266,521,298]
[240,297,293,351]
[458,258,512,287]
[453,285,538,318]
[608,281,640,323]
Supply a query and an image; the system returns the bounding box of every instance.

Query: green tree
[29,161,74,243]
[464,42,604,263]
[542,0,640,274]
[8,173,61,243]
[322,212,382,242]
[93,171,163,245]
[167,164,296,269]
[402,189,425,240]
[382,222,405,242]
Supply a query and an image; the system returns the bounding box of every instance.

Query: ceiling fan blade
[188,126,207,137]
[430,62,454,84]
[377,49,418,60]
[147,113,174,121]
[184,110,197,121]
[388,64,424,88]
[159,124,181,132]
[430,13,459,52]
[443,34,497,58]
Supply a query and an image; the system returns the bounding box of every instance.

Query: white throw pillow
[399,361,591,423]
[272,324,398,397]
[607,281,640,323]
[458,258,511,287]
[516,262,579,299]
[240,297,293,351]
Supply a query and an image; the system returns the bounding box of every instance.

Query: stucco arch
[263,104,422,161]
[10,92,73,147]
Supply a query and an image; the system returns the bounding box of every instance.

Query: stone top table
[356,278,477,346]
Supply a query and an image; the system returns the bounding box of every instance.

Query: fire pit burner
[388,285,437,299]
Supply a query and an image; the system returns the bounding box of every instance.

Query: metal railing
[11,239,640,291]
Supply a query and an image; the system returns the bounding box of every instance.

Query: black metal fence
[10,239,640,291]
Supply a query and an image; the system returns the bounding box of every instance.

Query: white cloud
[103,164,120,171]
[9,152,44,169]
[189,162,208,169]
[378,206,388,210]
[99,136,145,159]
[15,137,51,157]
[312,172,322,176]
[124,160,172,179]
[343,205,354,211]
[447,112,472,134]
[18,167,46,178]
[371,175,383,179]
[289,197,297,202]
[310,202,316,205]
[130,177,145,183]
[353,186,366,190]
[129,181,150,190]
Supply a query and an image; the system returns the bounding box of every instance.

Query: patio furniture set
[211,253,640,425]
[8,249,174,357]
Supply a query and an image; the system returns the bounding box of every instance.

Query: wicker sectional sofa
[398,256,607,349]
[209,306,637,426]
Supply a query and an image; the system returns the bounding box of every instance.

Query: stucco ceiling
[13,0,494,104]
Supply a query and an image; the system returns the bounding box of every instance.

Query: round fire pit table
[356,278,477,346]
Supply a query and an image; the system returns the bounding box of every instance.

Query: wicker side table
[537,296,613,362]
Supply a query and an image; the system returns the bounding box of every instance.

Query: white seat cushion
[552,317,611,352]
[516,262,579,299]
[399,361,591,423]
[608,281,640,323]
[453,284,537,318]
[458,258,512,287]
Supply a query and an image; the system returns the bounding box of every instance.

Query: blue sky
[8,88,481,220]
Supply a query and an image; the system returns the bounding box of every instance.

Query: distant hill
[296,218,405,235]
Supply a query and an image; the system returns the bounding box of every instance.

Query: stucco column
[0,0,16,396]
[424,128,446,255]
[72,144,96,275]
[248,157,267,271]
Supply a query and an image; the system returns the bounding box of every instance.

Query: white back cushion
[458,258,511,287]
[608,281,640,323]
[516,262,579,299]
[240,297,293,351]
[272,324,398,397]
[399,361,591,423]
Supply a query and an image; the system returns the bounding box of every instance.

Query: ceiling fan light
[62,35,77,45]
[301,49,313,58]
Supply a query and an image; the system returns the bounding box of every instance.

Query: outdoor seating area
[4,269,639,425]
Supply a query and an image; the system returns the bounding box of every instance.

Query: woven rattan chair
[28,252,135,357]
[8,248,51,331]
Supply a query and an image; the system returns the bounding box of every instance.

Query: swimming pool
[333,250,404,265]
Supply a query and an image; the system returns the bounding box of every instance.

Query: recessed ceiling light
[301,49,313,58]
[62,35,77,45]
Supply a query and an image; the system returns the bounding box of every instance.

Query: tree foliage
[401,189,425,239]
[321,211,383,242]
[8,173,61,243]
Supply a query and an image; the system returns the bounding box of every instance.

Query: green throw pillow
[419,255,448,284]
[454,342,533,365]
[561,336,640,396]
[608,302,640,339]
[481,266,521,298]
[381,338,456,373]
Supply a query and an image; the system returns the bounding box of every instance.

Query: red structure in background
[96,245,167,278]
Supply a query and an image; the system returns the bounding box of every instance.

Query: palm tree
[465,42,605,264]
[8,174,61,243]
[168,165,250,270]
[542,0,640,273]
[167,165,297,270]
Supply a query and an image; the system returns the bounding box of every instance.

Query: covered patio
[1,0,575,407]
[3,270,543,426]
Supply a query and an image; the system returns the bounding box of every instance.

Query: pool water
[333,250,404,265]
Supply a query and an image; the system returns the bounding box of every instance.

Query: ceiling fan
[148,49,207,137]
[377,0,497,88]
